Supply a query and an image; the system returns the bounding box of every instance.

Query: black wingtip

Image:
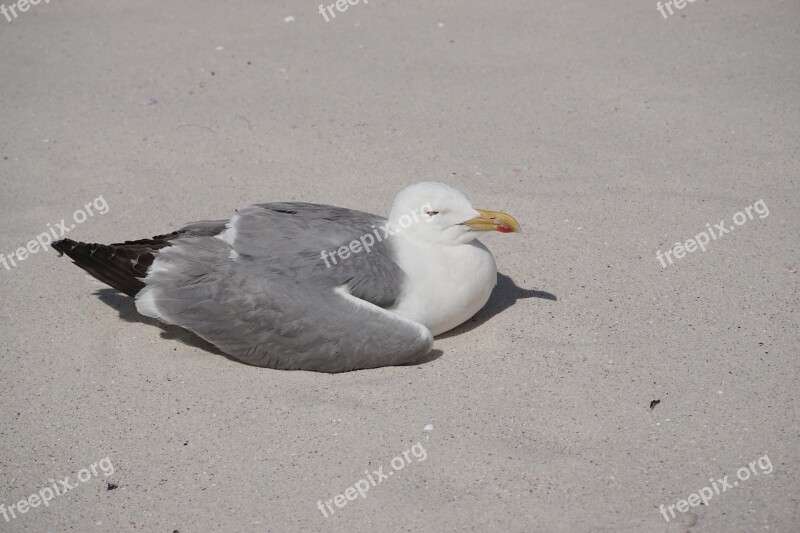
[52,238,147,297]
[53,231,190,297]
[52,238,73,257]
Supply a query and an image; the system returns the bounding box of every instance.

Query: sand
[1,0,798,531]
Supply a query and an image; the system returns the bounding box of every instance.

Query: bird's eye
[425,211,439,217]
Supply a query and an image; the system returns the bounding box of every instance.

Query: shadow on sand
[436,272,557,339]
[95,288,228,358]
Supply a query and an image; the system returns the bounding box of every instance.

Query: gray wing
[136,203,432,372]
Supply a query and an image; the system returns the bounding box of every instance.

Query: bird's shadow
[93,271,554,365]
[436,273,557,339]
[94,289,229,358]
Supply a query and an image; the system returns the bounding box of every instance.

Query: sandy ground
[1,0,798,531]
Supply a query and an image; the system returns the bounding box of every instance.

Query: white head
[387,182,520,246]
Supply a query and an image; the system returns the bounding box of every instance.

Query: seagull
[53,182,520,372]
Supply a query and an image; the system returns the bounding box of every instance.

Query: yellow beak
[462,209,522,233]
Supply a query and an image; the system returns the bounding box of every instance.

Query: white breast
[390,234,497,336]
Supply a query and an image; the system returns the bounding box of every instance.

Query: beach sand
[1,0,798,530]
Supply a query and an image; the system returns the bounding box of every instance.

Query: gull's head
[387,182,521,245]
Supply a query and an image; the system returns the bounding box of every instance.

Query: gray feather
[139,203,432,372]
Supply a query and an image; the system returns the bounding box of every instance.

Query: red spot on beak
[497,225,514,233]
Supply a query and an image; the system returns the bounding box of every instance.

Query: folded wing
[136,203,432,372]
